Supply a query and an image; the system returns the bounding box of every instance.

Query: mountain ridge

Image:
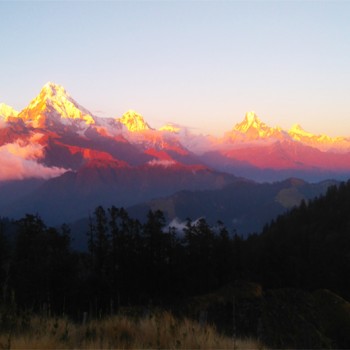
[128,177,337,237]
[2,82,350,151]
[1,82,350,184]
[1,82,349,228]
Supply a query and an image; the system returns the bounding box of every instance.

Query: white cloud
[167,218,187,234]
[4,140,44,159]
[166,217,205,237]
[0,141,69,181]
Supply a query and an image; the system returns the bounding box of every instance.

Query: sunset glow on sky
[1,1,350,137]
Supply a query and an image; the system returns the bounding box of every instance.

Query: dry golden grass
[0,311,264,349]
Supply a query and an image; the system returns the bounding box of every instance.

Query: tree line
[1,180,350,318]
[0,207,244,317]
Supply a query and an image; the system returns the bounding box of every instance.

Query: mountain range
[1,82,350,227]
[127,177,336,236]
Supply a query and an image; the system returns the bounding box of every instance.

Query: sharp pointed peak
[229,111,285,140]
[40,82,68,97]
[20,81,96,126]
[234,111,266,131]
[26,82,70,109]
[43,81,63,88]
[244,111,260,124]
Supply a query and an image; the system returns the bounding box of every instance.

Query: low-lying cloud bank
[0,141,69,181]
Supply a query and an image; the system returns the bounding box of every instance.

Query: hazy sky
[1,1,350,136]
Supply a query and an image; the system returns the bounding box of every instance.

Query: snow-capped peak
[0,103,18,120]
[234,112,282,137]
[234,111,265,133]
[289,124,316,138]
[41,81,67,98]
[19,82,96,127]
[224,111,285,142]
[117,110,151,132]
[288,123,336,145]
[246,111,259,125]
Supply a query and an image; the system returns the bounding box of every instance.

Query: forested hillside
[1,180,350,348]
[246,180,350,299]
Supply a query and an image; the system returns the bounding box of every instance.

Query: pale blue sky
[1,1,350,136]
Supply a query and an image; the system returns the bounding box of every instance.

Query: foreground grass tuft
[0,311,263,349]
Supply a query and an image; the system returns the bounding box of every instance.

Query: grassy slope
[183,282,350,349]
[0,311,262,349]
